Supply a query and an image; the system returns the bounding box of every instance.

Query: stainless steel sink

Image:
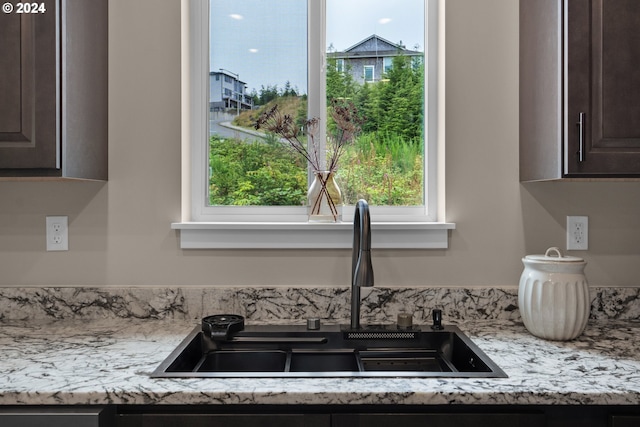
[151,322,507,378]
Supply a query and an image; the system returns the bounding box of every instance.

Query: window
[383,57,393,74]
[363,65,375,83]
[174,0,453,249]
[336,58,344,73]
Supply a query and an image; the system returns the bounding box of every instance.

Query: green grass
[335,131,424,206]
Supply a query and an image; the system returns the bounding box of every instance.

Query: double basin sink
[152,319,506,378]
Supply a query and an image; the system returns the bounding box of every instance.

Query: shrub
[208,136,307,206]
[336,132,424,206]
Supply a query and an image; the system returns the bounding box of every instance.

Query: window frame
[173,0,454,249]
[363,65,375,83]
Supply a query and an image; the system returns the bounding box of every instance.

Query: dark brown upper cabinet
[520,0,640,181]
[0,0,107,180]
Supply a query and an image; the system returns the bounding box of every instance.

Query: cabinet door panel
[0,14,26,135]
[0,0,58,169]
[600,0,640,141]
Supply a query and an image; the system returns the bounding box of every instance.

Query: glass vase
[308,170,342,222]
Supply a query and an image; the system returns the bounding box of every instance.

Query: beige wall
[1,0,639,288]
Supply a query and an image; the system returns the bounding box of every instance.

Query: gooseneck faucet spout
[351,199,374,330]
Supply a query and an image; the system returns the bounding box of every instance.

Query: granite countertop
[1,317,640,406]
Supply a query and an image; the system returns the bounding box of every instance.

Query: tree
[326,58,359,102]
[282,81,298,97]
[255,85,280,105]
[326,53,423,140]
[369,54,424,140]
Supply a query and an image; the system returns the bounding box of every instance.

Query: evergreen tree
[326,58,359,102]
[325,53,424,140]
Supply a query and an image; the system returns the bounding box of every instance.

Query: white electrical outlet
[567,216,588,250]
[46,216,69,251]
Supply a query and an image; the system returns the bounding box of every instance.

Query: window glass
[383,57,393,73]
[206,0,426,210]
[363,65,375,83]
[326,0,425,207]
[208,0,308,207]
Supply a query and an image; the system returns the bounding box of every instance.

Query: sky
[210,0,424,95]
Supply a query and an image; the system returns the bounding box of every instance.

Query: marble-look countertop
[1,317,640,406]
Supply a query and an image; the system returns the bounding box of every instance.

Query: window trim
[173,0,454,249]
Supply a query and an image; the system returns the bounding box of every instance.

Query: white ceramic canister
[518,247,590,341]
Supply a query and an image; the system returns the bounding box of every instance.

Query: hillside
[232,96,306,129]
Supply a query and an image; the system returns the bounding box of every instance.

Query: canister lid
[524,247,584,263]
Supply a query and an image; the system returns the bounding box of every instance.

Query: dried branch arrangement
[254,99,363,173]
[255,99,364,221]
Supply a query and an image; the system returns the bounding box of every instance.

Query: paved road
[209,119,265,141]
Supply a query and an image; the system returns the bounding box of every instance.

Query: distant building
[328,35,423,85]
[209,70,253,112]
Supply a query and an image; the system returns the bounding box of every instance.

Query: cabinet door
[0,0,107,180]
[565,0,640,176]
[118,413,329,427]
[610,415,640,427]
[333,413,545,427]
[0,0,58,170]
[0,407,110,427]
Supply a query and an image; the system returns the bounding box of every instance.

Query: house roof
[329,34,422,59]
[209,70,248,86]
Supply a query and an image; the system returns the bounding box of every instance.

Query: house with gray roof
[209,70,253,112]
[328,35,423,85]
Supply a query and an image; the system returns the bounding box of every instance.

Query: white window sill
[171,221,455,249]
